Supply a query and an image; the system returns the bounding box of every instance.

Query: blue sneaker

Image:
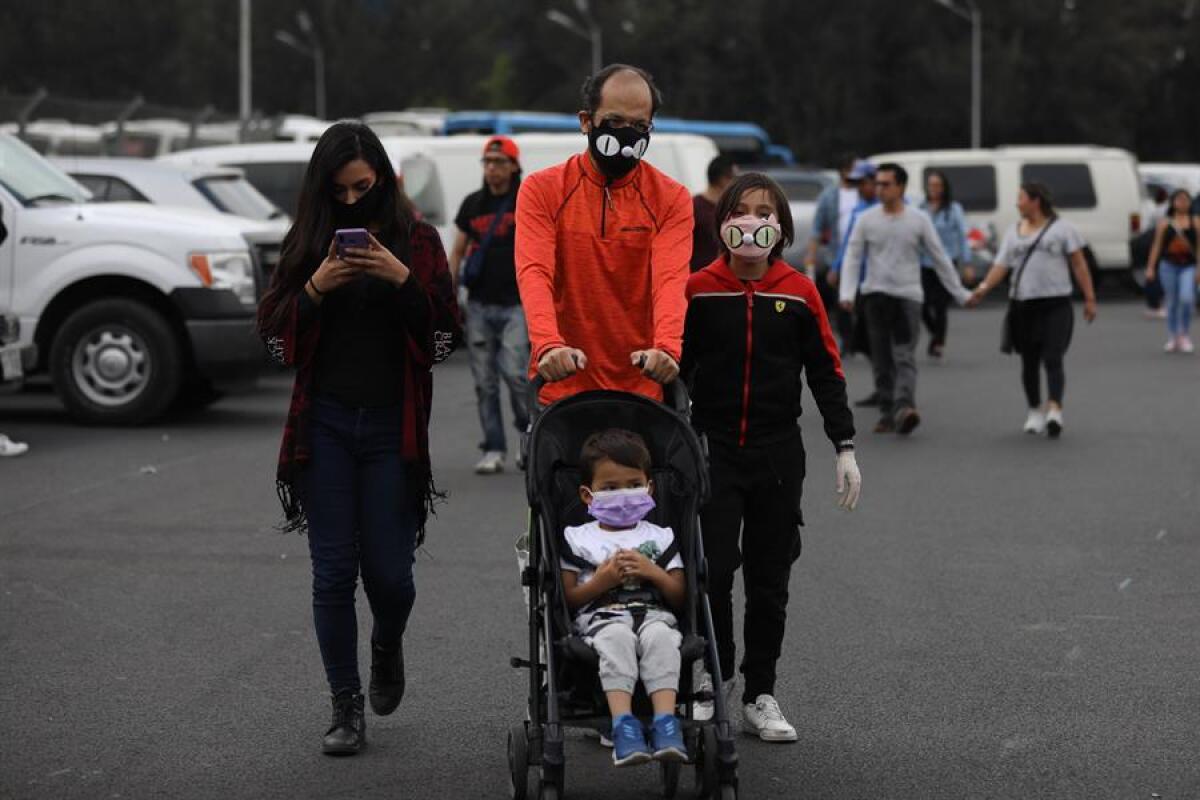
[650,714,688,762]
[610,714,652,767]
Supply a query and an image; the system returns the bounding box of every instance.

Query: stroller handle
[526,369,691,428]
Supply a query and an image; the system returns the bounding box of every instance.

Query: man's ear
[577,111,591,135]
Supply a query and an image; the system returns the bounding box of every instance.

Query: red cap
[484,135,520,165]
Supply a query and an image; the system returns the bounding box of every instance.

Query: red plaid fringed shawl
[257,221,462,543]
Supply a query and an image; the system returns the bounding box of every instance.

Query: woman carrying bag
[968,182,1096,438]
[257,121,461,755]
[1143,189,1197,354]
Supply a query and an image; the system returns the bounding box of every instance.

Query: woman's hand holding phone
[342,232,411,287]
[307,239,363,302]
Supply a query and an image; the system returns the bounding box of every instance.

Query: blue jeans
[1159,261,1196,336]
[466,301,531,453]
[304,396,418,693]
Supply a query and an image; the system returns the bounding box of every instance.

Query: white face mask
[721,213,781,261]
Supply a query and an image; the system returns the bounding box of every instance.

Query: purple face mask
[586,487,656,528]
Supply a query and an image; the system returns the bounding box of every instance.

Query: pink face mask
[721,214,781,262]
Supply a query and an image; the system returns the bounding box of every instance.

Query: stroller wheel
[537,781,561,800]
[660,760,681,797]
[538,766,565,800]
[693,725,718,798]
[507,723,529,800]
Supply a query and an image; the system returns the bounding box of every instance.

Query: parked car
[0,133,262,424]
[870,146,1147,285]
[50,157,289,285]
[162,133,719,252]
[0,120,105,156]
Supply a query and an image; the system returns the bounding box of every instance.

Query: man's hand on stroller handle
[537,347,588,381]
[631,349,679,384]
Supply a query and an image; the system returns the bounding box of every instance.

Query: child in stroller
[561,429,688,766]
[510,381,739,800]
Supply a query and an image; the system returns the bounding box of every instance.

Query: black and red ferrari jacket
[680,257,855,452]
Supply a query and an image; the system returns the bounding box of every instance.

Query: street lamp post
[275,11,326,119]
[934,0,982,149]
[546,0,602,74]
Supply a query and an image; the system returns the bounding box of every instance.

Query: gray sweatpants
[583,607,682,695]
[863,293,923,416]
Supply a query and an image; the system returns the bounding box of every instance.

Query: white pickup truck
[0,133,264,424]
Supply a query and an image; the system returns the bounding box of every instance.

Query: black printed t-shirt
[454,185,520,306]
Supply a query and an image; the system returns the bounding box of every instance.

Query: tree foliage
[1,0,1197,162]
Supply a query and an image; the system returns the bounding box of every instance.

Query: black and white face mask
[587,119,650,180]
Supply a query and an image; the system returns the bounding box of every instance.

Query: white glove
[835,450,861,511]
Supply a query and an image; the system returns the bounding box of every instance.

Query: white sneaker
[1023,409,1046,435]
[0,434,29,457]
[1180,336,1195,354]
[474,451,504,474]
[1045,407,1063,439]
[1165,337,1179,353]
[692,673,736,722]
[742,694,797,742]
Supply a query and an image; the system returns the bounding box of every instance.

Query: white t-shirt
[561,520,684,630]
[995,219,1086,300]
[837,187,860,244]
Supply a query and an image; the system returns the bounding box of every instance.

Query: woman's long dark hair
[260,120,413,333]
[925,169,954,218]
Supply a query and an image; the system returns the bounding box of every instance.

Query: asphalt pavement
[1,300,1197,800]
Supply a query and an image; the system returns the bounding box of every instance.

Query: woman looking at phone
[257,121,461,756]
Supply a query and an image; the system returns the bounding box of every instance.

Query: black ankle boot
[322,690,366,756]
[369,640,405,716]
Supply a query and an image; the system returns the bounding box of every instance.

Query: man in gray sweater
[838,163,971,434]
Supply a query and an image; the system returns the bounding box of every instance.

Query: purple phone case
[335,228,370,258]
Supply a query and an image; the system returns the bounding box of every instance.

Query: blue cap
[848,159,877,181]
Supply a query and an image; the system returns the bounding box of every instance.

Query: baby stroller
[508,378,739,799]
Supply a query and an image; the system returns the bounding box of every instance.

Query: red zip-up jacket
[680,257,855,451]
[515,152,692,405]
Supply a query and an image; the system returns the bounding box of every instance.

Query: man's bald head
[580,64,662,119]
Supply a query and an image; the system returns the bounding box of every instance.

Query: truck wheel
[49,298,182,425]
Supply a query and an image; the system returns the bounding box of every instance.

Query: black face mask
[586,119,650,180]
[331,181,386,229]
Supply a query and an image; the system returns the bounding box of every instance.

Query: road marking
[1064,646,1083,662]
[1155,529,1167,541]
[1118,578,1133,591]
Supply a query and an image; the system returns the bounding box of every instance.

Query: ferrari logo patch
[775,300,786,313]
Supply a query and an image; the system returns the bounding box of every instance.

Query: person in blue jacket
[918,170,969,359]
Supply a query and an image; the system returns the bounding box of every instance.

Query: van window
[924,165,996,212]
[234,162,308,217]
[1020,163,1096,209]
[399,155,444,225]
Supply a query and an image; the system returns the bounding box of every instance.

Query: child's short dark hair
[579,429,652,485]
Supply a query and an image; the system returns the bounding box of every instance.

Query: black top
[690,194,718,272]
[304,269,429,408]
[454,185,519,306]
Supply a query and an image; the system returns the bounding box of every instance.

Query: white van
[161,133,719,252]
[868,146,1146,276]
[0,133,263,424]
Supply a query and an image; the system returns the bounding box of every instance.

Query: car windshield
[0,134,91,206]
[193,174,285,220]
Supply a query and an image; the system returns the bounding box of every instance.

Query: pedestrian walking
[919,170,969,359]
[828,160,879,373]
[515,63,692,404]
[256,121,462,756]
[839,163,972,435]
[805,153,859,279]
[968,182,1097,438]
[681,172,861,741]
[1143,189,1197,354]
[691,155,737,271]
[448,136,532,473]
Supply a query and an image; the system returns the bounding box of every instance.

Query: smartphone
[334,228,370,259]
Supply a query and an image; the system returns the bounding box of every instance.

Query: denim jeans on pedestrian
[304,395,418,694]
[466,300,531,454]
[1159,260,1196,337]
